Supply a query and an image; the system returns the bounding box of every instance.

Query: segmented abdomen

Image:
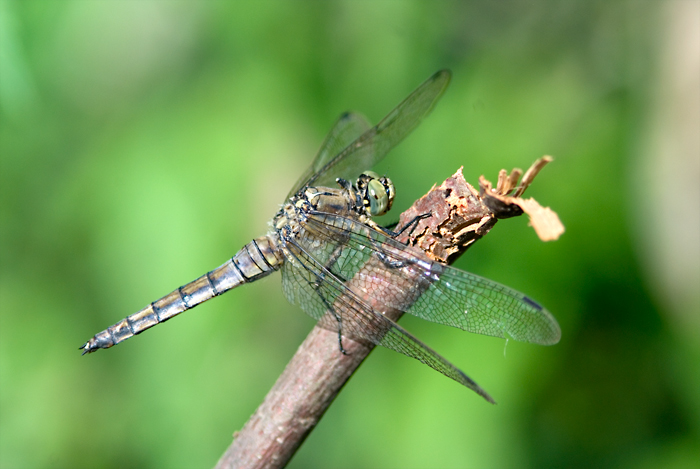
[80,235,283,354]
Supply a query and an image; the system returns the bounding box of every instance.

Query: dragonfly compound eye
[358,171,395,217]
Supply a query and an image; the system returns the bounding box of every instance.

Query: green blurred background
[1,1,698,468]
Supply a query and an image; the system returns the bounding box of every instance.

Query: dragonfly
[81,70,560,402]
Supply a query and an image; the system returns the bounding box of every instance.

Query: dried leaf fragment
[479,156,564,241]
[515,197,565,241]
[396,156,564,264]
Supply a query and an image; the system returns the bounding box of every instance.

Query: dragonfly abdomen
[80,236,283,354]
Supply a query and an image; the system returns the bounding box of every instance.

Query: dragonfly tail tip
[79,342,93,355]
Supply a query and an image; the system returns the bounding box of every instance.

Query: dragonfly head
[356,171,395,217]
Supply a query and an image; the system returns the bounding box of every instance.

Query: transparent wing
[287,112,372,199]
[280,235,495,402]
[288,70,451,198]
[302,212,562,346]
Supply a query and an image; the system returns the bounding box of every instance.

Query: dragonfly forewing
[302,212,561,345]
[294,70,451,195]
[288,112,372,199]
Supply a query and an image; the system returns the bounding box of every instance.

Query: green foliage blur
[1,1,698,468]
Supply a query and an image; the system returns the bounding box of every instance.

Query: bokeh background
[1,1,698,468]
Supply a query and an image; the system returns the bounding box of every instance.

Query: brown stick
[215,160,558,469]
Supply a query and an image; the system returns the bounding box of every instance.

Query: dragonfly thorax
[272,171,395,239]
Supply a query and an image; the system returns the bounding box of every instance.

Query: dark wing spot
[523,296,543,310]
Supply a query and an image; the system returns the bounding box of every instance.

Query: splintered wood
[396,156,564,264]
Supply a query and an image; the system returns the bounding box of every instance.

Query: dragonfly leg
[394,211,433,238]
[365,233,416,270]
[312,272,349,355]
[373,224,400,237]
[374,250,408,269]
[322,295,348,355]
[372,211,432,239]
[367,212,434,269]
[337,327,348,355]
